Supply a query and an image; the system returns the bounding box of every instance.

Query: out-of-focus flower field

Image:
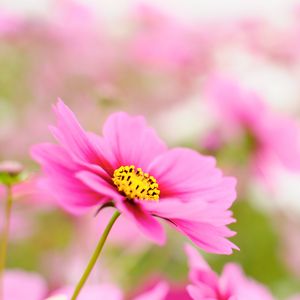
[0,0,300,299]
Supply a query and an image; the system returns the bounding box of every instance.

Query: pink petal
[206,76,300,178]
[262,116,300,171]
[185,244,211,271]
[31,143,105,214]
[51,99,107,167]
[175,220,238,255]
[117,200,166,245]
[144,200,237,254]
[102,112,167,170]
[187,284,216,300]
[148,148,236,207]
[76,171,123,201]
[31,143,78,175]
[4,270,47,300]
[134,282,169,300]
[51,283,123,300]
[205,75,265,128]
[221,264,275,300]
[144,200,234,226]
[185,245,219,292]
[220,263,245,295]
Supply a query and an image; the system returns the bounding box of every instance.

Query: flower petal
[185,244,211,271]
[76,171,123,201]
[148,148,236,207]
[117,200,166,245]
[185,244,219,293]
[102,112,167,170]
[4,270,47,300]
[50,99,107,167]
[50,283,123,300]
[145,200,237,255]
[134,282,169,300]
[31,143,106,214]
[176,220,238,254]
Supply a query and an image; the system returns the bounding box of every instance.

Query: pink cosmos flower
[205,76,300,182]
[3,270,47,300]
[185,245,274,300]
[31,100,237,254]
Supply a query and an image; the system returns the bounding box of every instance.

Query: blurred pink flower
[48,282,171,300]
[49,283,123,300]
[224,17,298,65]
[0,177,52,241]
[133,281,169,300]
[165,286,192,300]
[33,0,113,99]
[185,244,274,300]
[3,270,47,300]
[201,130,224,153]
[128,4,210,75]
[131,278,191,300]
[0,11,23,38]
[0,175,56,210]
[205,76,300,182]
[13,175,57,208]
[110,3,215,110]
[32,100,237,254]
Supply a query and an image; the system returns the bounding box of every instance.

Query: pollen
[112,165,160,201]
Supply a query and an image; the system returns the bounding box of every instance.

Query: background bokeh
[0,0,300,299]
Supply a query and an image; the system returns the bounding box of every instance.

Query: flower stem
[0,184,13,299]
[70,210,121,300]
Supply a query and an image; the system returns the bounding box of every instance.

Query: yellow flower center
[112,165,160,201]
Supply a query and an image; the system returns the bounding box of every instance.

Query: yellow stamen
[112,165,160,201]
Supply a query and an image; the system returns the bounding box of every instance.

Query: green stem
[0,185,13,300]
[70,210,121,300]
